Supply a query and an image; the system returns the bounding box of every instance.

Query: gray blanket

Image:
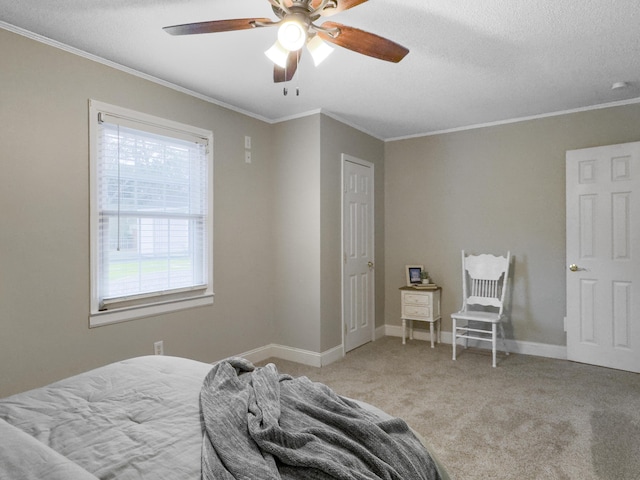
[200,358,441,480]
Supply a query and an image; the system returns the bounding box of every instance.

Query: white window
[89,100,213,327]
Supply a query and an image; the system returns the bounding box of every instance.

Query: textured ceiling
[2,0,640,140]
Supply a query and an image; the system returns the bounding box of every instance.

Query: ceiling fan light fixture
[307,35,334,66]
[265,41,290,68]
[277,19,307,51]
[164,0,410,84]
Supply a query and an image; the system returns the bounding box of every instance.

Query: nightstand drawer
[399,285,442,347]
[403,305,431,318]
[403,293,431,306]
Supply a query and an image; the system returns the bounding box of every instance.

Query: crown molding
[0,21,273,125]
[386,96,640,142]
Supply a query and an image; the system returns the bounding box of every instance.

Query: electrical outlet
[245,150,252,163]
[154,341,164,355]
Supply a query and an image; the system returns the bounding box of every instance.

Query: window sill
[89,294,214,328]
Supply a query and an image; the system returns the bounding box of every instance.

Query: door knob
[368,261,374,268]
[569,264,580,272]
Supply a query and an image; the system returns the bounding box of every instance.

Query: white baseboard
[239,326,568,368]
[240,343,345,368]
[241,327,386,367]
[384,325,567,360]
[502,338,567,360]
[320,344,345,366]
[384,324,438,343]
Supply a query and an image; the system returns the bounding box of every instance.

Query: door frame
[341,154,376,352]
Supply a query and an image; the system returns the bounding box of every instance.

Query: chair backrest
[461,250,511,314]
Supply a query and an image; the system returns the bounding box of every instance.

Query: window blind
[96,114,209,310]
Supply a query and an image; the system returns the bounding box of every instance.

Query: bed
[0,355,449,479]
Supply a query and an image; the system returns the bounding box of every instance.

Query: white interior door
[566,141,640,373]
[342,155,374,352]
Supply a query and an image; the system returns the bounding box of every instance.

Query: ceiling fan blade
[274,51,300,83]
[313,0,369,17]
[317,21,409,62]
[163,18,274,36]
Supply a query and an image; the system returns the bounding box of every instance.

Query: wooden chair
[451,250,511,367]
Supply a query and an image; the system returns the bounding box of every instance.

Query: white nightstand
[400,286,442,348]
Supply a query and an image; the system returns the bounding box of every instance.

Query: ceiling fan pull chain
[283,57,288,95]
[296,50,301,96]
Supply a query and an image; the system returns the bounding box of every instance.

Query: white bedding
[0,419,99,480]
[0,356,209,479]
[0,355,449,480]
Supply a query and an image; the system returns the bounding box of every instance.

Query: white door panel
[343,155,374,352]
[566,142,640,373]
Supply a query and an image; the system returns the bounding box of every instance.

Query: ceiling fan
[163,0,409,83]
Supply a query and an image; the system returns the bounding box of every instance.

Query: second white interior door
[342,155,375,352]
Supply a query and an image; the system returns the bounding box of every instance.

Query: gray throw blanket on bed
[200,357,440,480]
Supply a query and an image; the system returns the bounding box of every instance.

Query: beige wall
[0,28,385,396]
[0,29,277,396]
[384,104,640,346]
[270,114,386,353]
[319,116,385,351]
[271,115,322,352]
[5,24,638,398]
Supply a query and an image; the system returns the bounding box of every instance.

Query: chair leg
[491,323,497,367]
[452,318,457,360]
[499,321,509,356]
[463,324,468,349]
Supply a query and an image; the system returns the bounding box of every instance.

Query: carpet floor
[258,336,640,480]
